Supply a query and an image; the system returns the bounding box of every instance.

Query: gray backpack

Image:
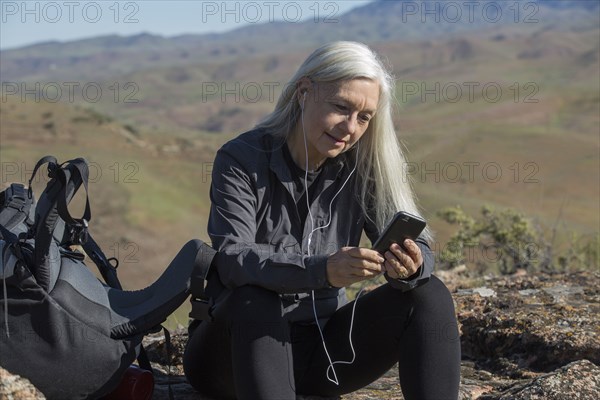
[0,156,216,399]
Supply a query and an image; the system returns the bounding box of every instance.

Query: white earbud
[301,91,306,110]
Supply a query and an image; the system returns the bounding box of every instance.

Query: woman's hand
[326,247,384,288]
[383,239,423,280]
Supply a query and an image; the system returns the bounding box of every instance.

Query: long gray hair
[256,41,432,241]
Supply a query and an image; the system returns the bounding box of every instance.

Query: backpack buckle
[72,219,89,245]
[189,297,213,321]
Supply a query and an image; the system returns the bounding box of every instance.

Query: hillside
[0,98,218,289]
[1,0,599,294]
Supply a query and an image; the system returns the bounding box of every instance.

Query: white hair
[256,41,432,242]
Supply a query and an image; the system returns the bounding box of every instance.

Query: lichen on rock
[0,367,45,400]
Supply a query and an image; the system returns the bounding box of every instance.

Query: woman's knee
[400,275,456,318]
[402,276,459,340]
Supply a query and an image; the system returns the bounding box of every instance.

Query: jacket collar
[267,133,352,197]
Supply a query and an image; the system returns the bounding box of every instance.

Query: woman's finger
[402,239,424,267]
[385,247,417,278]
[387,246,414,269]
[384,258,410,279]
[349,247,385,264]
[349,258,383,274]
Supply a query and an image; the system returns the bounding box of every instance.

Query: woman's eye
[334,104,347,112]
[359,114,371,123]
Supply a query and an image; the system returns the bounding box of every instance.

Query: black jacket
[207,129,433,322]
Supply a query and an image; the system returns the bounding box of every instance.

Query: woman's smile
[324,132,346,146]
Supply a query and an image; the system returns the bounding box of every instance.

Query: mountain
[1,0,598,82]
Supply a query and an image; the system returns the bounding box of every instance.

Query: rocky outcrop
[455,271,599,373]
[481,360,600,400]
[3,271,598,399]
[452,270,599,400]
[0,368,45,400]
[146,270,599,399]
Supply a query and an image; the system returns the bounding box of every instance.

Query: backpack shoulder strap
[109,240,217,338]
[31,156,90,291]
[189,242,218,321]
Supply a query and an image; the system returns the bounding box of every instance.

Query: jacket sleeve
[207,149,330,293]
[364,215,433,291]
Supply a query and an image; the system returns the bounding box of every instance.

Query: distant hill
[1,0,598,82]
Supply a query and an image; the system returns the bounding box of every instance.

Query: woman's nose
[340,113,357,135]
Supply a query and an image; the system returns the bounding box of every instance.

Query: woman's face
[294,78,379,169]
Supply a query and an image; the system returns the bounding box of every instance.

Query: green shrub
[556,232,599,273]
[437,206,550,274]
[437,205,597,274]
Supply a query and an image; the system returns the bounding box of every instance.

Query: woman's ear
[296,77,313,104]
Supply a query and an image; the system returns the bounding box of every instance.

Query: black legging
[183,276,460,400]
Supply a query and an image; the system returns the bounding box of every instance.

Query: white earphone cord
[301,92,362,386]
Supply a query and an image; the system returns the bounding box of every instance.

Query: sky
[0,0,372,50]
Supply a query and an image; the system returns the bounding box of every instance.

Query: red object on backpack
[103,365,154,400]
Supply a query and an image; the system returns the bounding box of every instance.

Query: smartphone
[372,211,426,254]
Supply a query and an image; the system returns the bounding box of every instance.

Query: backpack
[0,156,216,399]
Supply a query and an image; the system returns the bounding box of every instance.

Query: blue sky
[1,0,372,50]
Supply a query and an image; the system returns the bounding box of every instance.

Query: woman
[183,41,461,399]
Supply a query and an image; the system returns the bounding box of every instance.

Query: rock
[435,264,470,292]
[0,367,45,400]
[481,360,600,400]
[455,270,599,372]
[456,287,497,297]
